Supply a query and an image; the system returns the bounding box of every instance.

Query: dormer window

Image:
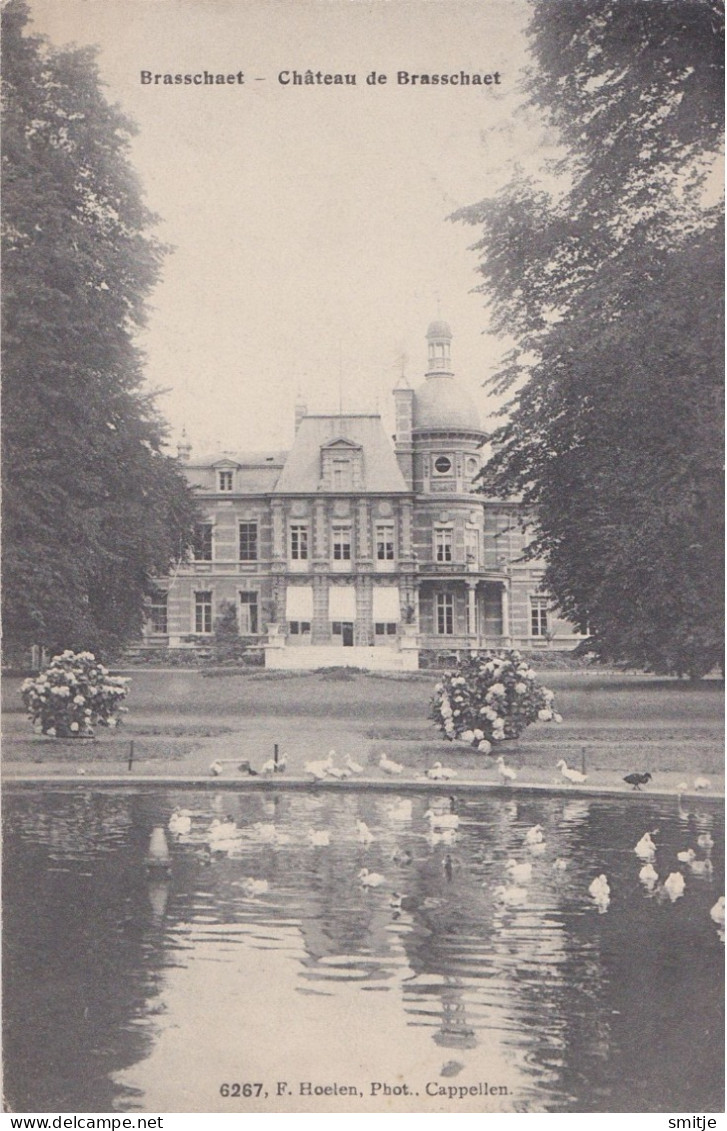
[332,459,352,490]
[320,437,363,490]
[218,470,233,492]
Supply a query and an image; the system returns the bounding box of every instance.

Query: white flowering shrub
[21,651,130,737]
[429,650,561,752]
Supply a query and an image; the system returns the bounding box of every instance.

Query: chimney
[294,392,307,433]
[176,430,192,462]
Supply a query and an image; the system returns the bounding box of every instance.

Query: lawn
[2,668,723,782]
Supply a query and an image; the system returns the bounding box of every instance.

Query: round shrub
[429,649,561,751]
[21,650,130,737]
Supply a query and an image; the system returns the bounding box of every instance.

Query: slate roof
[273,415,409,494]
[184,451,287,493]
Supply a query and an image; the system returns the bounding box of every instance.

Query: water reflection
[3,788,723,1113]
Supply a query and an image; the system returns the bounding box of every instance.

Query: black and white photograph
[2,0,724,1118]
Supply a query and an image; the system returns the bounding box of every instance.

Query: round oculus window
[434,455,452,474]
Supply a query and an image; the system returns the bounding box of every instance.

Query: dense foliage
[1,0,197,658]
[212,600,249,663]
[21,650,129,737]
[455,0,724,678]
[430,650,560,750]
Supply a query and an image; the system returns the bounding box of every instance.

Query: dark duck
[623,772,652,791]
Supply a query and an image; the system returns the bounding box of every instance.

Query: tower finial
[425,318,453,377]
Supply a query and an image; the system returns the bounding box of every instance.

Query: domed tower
[410,320,486,493]
[395,320,495,649]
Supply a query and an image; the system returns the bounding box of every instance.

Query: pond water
[3,787,724,1113]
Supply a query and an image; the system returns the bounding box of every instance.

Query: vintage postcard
[2,0,723,1120]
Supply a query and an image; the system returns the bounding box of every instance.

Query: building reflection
[3,787,724,1113]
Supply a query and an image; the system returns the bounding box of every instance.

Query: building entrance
[341,622,354,647]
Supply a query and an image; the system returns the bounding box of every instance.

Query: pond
[2,786,723,1113]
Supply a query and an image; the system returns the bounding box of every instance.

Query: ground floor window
[149,590,168,634]
[530,596,549,637]
[436,593,454,635]
[331,621,355,645]
[374,622,397,636]
[194,591,213,634]
[239,591,259,634]
[288,621,311,635]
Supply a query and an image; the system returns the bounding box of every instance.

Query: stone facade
[146,322,583,667]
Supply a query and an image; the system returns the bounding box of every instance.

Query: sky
[24,0,553,456]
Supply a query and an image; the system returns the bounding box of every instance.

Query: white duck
[556,759,587,785]
[325,761,351,780]
[677,848,696,864]
[426,762,457,781]
[209,760,224,777]
[492,884,528,907]
[308,829,331,847]
[207,817,239,842]
[253,822,279,844]
[688,857,713,877]
[639,862,659,889]
[356,820,375,845]
[387,798,413,821]
[358,868,385,888]
[241,878,269,898]
[663,871,685,901]
[634,831,656,860]
[496,756,517,784]
[694,776,711,791]
[524,824,545,846]
[424,808,460,830]
[379,753,404,775]
[588,874,611,910]
[709,896,725,928]
[168,808,192,837]
[553,857,568,871]
[697,833,715,852]
[345,754,364,774]
[506,859,533,884]
[304,754,333,780]
[426,827,458,847]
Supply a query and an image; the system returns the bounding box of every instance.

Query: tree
[212,600,247,663]
[2,0,198,658]
[455,0,724,677]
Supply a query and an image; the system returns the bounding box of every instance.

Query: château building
[147,321,581,668]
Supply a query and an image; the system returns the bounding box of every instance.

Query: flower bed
[21,651,130,737]
[430,649,561,752]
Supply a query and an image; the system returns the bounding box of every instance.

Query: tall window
[531,596,549,637]
[332,525,352,561]
[193,523,213,561]
[465,527,479,565]
[149,590,168,634]
[435,528,453,563]
[239,522,258,561]
[290,524,308,560]
[436,593,454,635]
[195,591,213,634]
[239,591,259,634]
[376,524,395,561]
[218,470,233,492]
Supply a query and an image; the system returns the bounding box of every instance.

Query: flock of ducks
[583,825,724,923]
[208,750,718,811]
[486,818,723,932]
[165,796,723,940]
